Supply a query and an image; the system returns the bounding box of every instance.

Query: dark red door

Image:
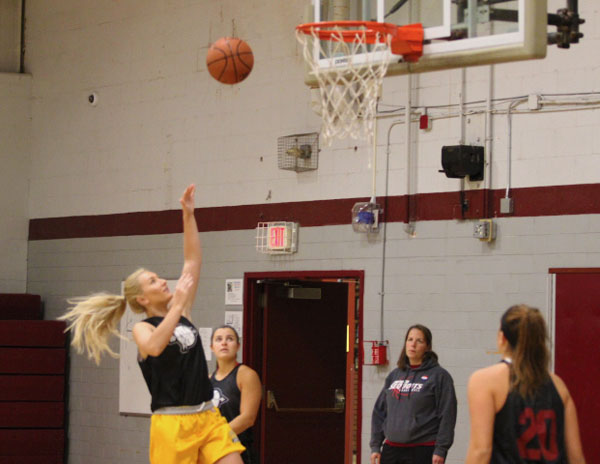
[554,270,600,460]
[260,281,347,464]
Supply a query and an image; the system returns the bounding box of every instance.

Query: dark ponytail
[501,305,550,398]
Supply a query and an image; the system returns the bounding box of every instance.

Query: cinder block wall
[0,73,31,293]
[17,0,600,462]
[28,214,600,464]
[22,0,600,218]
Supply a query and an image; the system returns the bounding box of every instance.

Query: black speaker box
[440,145,484,181]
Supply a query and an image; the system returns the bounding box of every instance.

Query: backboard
[306,0,547,77]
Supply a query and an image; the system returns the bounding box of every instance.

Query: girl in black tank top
[211,326,263,464]
[491,359,566,463]
[60,185,245,464]
[465,305,586,464]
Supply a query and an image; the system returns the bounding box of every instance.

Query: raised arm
[227,365,262,435]
[179,184,202,320]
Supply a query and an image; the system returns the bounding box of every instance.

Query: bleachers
[0,294,67,464]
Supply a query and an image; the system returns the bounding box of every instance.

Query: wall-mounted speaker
[440,145,484,181]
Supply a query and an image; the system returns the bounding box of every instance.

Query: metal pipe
[332,0,349,21]
[405,73,415,235]
[460,69,466,145]
[485,65,494,198]
[371,103,378,200]
[505,98,526,198]
[505,105,513,198]
[380,120,403,341]
[19,0,26,73]
[467,0,477,38]
[567,0,578,14]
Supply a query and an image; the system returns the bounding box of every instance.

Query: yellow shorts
[149,406,245,464]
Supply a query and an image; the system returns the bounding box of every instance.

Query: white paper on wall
[225,279,243,305]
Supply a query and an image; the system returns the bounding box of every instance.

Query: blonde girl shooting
[60,184,245,464]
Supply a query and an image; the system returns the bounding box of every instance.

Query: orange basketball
[206,37,254,85]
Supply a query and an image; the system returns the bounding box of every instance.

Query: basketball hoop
[296,21,423,145]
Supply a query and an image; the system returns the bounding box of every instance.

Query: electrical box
[473,219,496,242]
[500,197,514,214]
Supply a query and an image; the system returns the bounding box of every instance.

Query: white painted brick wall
[26,215,600,463]
[0,73,31,292]
[18,1,600,217]
[12,0,600,462]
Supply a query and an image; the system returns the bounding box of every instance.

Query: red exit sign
[268,225,288,250]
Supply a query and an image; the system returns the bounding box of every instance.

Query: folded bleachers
[0,295,67,464]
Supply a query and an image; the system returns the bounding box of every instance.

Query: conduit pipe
[378,72,416,339]
[380,118,405,341]
[485,65,494,194]
[505,97,527,199]
[404,73,415,235]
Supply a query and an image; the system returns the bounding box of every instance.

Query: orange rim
[296,21,424,61]
[297,20,399,42]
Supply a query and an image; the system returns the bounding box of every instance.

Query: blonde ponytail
[59,268,149,365]
[501,304,550,398]
[59,294,127,365]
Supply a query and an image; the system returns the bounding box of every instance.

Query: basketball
[206,37,254,85]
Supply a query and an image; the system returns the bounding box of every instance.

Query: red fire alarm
[419,113,431,130]
[364,340,389,365]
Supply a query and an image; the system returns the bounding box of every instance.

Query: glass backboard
[307,0,547,77]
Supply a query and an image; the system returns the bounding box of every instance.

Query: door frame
[242,270,365,464]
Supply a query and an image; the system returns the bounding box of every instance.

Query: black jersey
[491,364,566,464]
[211,364,253,456]
[138,316,213,412]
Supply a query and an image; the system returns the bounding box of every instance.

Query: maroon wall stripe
[28,184,600,240]
[493,184,600,217]
[29,197,371,240]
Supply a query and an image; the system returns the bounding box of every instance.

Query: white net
[296,25,393,146]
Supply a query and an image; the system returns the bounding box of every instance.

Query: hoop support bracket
[391,23,424,62]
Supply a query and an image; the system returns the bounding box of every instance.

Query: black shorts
[381,443,435,464]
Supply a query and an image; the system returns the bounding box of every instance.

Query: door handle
[266,390,344,413]
[334,388,345,409]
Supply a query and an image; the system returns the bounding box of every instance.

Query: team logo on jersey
[421,375,429,380]
[169,324,197,353]
[212,387,229,408]
[389,379,424,399]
